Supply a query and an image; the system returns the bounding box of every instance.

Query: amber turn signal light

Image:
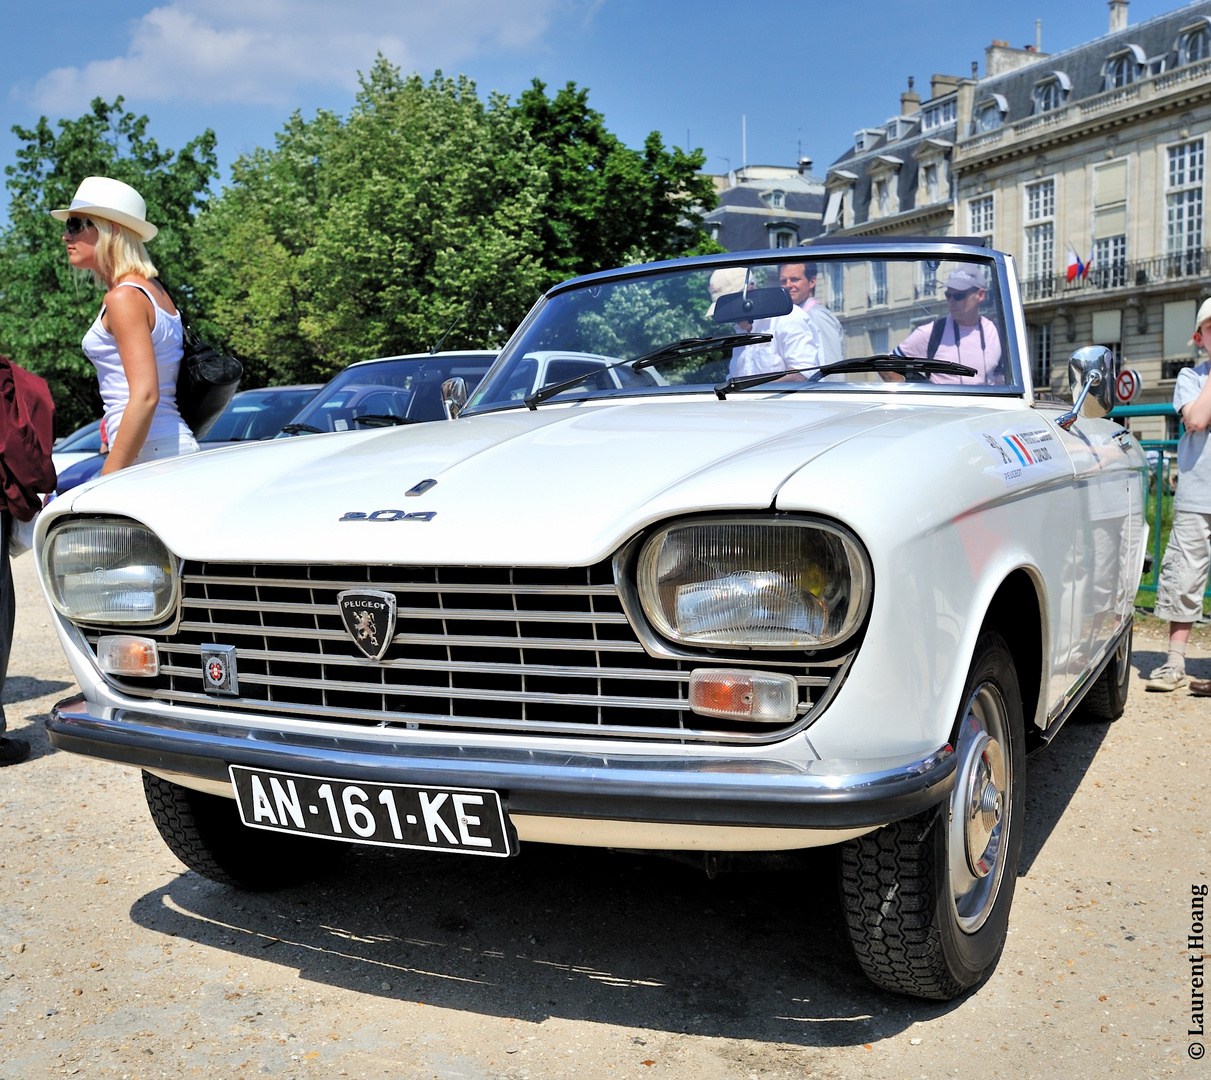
[96,635,160,677]
[688,668,798,723]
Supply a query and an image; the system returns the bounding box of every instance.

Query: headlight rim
[631,513,874,655]
[40,514,181,629]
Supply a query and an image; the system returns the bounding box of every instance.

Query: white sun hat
[705,267,749,318]
[50,176,158,241]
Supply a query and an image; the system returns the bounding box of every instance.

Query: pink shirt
[895,316,1004,385]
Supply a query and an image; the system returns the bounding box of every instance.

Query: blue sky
[0,0,1194,213]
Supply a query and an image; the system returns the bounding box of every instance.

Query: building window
[764,189,786,209]
[969,194,994,241]
[1179,21,1211,65]
[1167,139,1205,276]
[769,227,797,249]
[1030,324,1052,386]
[1092,158,1127,288]
[869,327,889,356]
[1025,178,1055,296]
[708,222,721,243]
[875,178,890,216]
[973,97,1006,133]
[924,163,939,202]
[1103,49,1141,90]
[921,99,956,131]
[870,262,888,306]
[827,264,845,312]
[1032,77,1068,114]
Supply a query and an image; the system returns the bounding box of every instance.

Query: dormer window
[1103,45,1145,89]
[973,94,1008,134]
[1178,18,1211,65]
[854,128,884,153]
[763,189,786,209]
[1032,72,1071,114]
[921,99,957,132]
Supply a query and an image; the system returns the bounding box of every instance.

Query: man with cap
[1148,298,1211,693]
[778,261,844,366]
[891,264,1004,384]
[705,267,822,380]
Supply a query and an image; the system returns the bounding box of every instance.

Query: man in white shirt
[706,267,822,380]
[778,261,844,365]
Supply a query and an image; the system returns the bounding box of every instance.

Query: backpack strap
[926,316,949,360]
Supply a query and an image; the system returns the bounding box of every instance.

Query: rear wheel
[840,631,1025,999]
[1076,623,1132,721]
[143,772,349,891]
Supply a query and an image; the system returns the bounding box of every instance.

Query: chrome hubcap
[948,682,1012,933]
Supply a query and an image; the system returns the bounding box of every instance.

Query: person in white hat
[705,266,821,380]
[1147,297,1211,693]
[890,264,1004,384]
[53,176,197,474]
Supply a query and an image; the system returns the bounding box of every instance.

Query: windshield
[468,253,1018,412]
[203,387,321,442]
[282,353,495,434]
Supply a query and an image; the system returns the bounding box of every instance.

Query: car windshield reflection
[468,252,1018,413]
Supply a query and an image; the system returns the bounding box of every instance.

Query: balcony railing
[1019,248,1211,302]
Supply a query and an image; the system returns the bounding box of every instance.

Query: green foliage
[0,97,217,431]
[0,64,720,419]
[514,80,720,279]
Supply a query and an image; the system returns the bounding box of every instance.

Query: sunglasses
[63,215,95,237]
[944,288,976,301]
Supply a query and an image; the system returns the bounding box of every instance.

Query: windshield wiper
[351,414,419,427]
[811,355,978,380]
[280,422,323,435]
[522,333,772,410]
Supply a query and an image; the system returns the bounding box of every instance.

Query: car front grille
[91,561,848,743]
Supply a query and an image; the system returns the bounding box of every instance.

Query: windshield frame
[464,242,1028,416]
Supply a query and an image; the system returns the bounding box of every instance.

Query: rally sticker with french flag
[977,424,1066,487]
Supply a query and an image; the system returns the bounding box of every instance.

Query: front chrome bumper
[47,694,955,832]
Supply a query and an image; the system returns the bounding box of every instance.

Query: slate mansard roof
[824,0,1211,230]
[702,170,826,252]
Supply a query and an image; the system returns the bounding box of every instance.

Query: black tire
[142,771,349,891]
[1076,623,1132,721]
[839,631,1025,999]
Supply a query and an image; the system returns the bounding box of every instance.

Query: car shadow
[1,675,72,704]
[131,839,966,1047]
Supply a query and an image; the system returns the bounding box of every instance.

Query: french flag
[1066,245,1085,282]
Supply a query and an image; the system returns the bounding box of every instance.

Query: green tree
[195,61,551,381]
[514,79,720,279]
[0,97,217,431]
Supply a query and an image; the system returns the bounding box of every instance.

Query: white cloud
[28,0,570,111]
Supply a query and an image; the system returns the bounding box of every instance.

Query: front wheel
[840,631,1025,999]
[143,772,349,890]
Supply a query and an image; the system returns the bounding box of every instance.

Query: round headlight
[636,519,870,649]
[42,518,178,625]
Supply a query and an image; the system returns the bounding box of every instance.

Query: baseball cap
[944,265,985,293]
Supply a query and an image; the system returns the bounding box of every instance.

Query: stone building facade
[816,0,1211,439]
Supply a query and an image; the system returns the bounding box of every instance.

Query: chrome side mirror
[441,377,469,420]
[1057,345,1117,430]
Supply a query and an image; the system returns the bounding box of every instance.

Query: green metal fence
[1108,402,1176,596]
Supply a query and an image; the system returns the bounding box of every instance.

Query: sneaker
[0,737,30,766]
[1146,664,1189,692]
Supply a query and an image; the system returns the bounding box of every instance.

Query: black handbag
[174,314,242,439]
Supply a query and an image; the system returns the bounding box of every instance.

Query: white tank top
[81,281,190,447]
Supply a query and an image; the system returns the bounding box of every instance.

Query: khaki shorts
[1154,509,1211,622]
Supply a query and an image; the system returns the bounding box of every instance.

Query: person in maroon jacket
[0,355,56,765]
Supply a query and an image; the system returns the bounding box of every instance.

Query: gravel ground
[1,550,1207,1080]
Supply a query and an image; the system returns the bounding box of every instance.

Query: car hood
[61,397,961,565]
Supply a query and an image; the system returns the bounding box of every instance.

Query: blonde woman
[53,176,197,474]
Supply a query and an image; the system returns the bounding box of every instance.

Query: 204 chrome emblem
[339,510,435,522]
[337,590,398,661]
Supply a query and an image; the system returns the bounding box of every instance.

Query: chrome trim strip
[186,598,631,624]
[1036,618,1133,749]
[183,573,618,597]
[139,643,833,686]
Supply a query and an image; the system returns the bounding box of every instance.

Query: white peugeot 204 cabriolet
[36,240,1146,999]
